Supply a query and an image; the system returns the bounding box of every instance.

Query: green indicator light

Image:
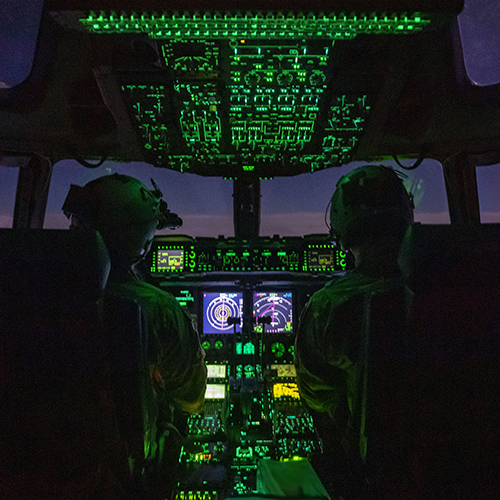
[272,342,285,357]
[236,342,243,355]
[80,11,433,39]
[243,342,255,355]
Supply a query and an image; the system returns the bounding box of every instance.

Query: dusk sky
[1,0,500,236]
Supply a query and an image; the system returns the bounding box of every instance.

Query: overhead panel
[75,11,432,38]
[48,1,464,176]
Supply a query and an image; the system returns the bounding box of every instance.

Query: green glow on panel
[272,342,285,358]
[81,11,431,39]
[243,342,255,355]
[244,364,255,377]
[119,37,371,173]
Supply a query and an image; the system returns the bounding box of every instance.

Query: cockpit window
[260,158,450,237]
[0,0,43,88]
[398,159,451,225]
[46,158,449,237]
[458,0,500,86]
[0,165,19,228]
[45,160,234,237]
[476,164,500,222]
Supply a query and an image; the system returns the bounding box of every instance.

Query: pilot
[294,165,414,497]
[62,174,207,491]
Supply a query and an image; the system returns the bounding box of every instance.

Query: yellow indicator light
[273,382,300,399]
[192,452,212,461]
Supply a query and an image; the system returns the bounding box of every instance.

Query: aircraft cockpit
[2,0,500,498]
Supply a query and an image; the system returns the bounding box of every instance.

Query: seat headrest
[402,223,500,291]
[0,229,110,312]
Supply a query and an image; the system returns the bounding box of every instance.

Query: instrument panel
[146,234,348,498]
[149,234,351,274]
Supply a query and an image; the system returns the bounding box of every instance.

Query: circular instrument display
[253,292,293,333]
[271,342,285,358]
[203,292,242,334]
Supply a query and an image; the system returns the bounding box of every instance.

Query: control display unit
[305,243,348,272]
[205,384,227,399]
[206,364,227,379]
[273,382,301,400]
[270,364,297,378]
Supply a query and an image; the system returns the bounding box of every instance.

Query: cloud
[160,212,331,237]
[157,214,234,237]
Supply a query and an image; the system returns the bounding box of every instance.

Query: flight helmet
[62,173,182,264]
[329,165,414,250]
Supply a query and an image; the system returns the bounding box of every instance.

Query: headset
[62,174,183,231]
[326,165,414,248]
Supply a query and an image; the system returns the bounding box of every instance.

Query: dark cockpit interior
[2,1,500,499]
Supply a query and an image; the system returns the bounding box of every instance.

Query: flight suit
[294,256,413,497]
[103,273,207,457]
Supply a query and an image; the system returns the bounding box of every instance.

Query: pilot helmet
[329,165,414,250]
[62,173,181,265]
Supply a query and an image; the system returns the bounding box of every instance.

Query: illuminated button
[272,342,285,358]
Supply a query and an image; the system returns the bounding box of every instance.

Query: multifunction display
[157,249,184,271]
[253,292,293,334]
[203,292,243,334]
[149,235,351,274]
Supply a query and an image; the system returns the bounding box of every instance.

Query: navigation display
[157,249,184,271]
[253,292,293,333]
[203,292,243,334]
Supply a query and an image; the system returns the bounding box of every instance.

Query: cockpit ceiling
[10,1,500,177]
[36,1,462,176]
